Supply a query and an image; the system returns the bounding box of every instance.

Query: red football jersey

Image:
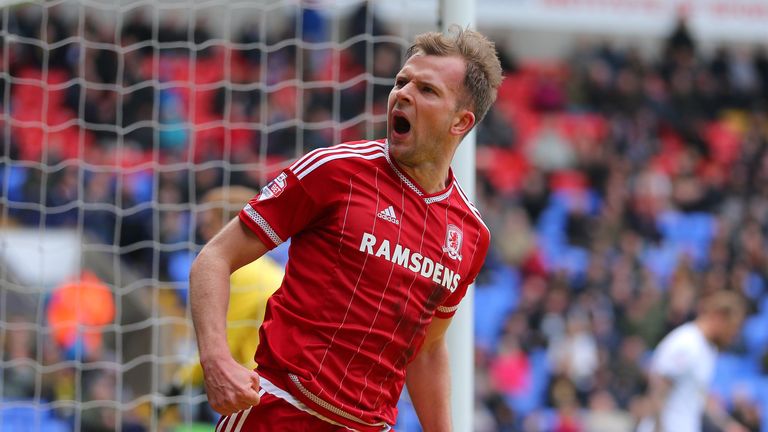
[238,139,490,430]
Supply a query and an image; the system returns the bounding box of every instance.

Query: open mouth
[393,115,411,134]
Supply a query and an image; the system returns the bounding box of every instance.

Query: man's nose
[394,83,414,104]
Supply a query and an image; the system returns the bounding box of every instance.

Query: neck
[695,318,716,345]
[398,160,451,194]
[389,138,459,194]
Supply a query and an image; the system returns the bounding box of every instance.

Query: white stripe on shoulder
[296,152,386,180]
[290,141,378,172]
[291,141,385,175]
[453,181,489,233]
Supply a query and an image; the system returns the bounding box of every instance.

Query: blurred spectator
[167,186,283,422]
[1,317,36,400]
[583,390,634,432]
[528,115,575,171]
[608,336,648,409]
[548,312,599,400]
[46,271,115,361]
[730,390,762,432]
[491,334,531,396]
[81,370,146,432]
[638,290,747,432]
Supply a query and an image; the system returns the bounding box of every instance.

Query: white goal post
[441,2,477,431]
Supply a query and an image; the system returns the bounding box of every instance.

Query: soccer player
[189,26,502,431]
[637,290,748,432]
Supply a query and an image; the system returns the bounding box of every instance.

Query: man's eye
[395,79,406,87]
[422,86,434,93]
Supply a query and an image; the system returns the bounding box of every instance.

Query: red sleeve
[238,167,325,249]
[433,227,490,319]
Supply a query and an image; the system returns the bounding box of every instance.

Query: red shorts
[214,391,350,432]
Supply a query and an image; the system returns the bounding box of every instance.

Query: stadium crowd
[2,3,768,431]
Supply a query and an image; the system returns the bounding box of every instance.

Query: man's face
[386,53,471,166]
[197,208,224,243]
[714,311,745,349]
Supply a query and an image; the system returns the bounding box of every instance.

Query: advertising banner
[378,0,768,42]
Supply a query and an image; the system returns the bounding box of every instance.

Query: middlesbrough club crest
[442,224,463,261]
[258,172,288,201]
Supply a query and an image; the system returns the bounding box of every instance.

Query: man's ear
[450,110,476,136]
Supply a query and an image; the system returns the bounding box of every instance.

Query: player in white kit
[638,290,747,432]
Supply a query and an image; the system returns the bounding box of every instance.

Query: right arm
[647,371,748,432]
[189,217,269,415]
[646,374,672,432]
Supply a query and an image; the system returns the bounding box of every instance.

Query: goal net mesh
[0,1,430,430]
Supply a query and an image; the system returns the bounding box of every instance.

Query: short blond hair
[406,26,503,123]
[698,290,746,318]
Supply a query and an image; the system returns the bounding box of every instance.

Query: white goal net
[0,1,433,430]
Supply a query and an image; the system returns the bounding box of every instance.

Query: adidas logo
[377,205,400,225]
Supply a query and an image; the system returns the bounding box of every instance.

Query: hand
[725,422,750,432]
[201,354,261,415]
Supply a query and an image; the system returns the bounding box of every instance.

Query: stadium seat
[395,395,422,432]
[642,242,682,287]
[505,349,550,416]
[475,266,520,352]
[742,315,768,359]
[0,403,70,432]
[656,211,716,267]
[3,165,28,203]
[710,353,759,402]
[758,377,768,432]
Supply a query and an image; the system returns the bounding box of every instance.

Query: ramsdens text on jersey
[358,232,461,292]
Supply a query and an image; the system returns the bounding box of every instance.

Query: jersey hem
[259,376,358,430]
[258,369,394,432]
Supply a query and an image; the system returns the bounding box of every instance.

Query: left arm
[405,317,453,432]
[705,395,749,432]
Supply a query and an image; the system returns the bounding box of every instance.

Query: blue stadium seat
[642,242,681,287]
[266,239,291,266]
[744,272,766,302]
[128,170,155,204]
[3,165,28,202]
[395,395,422,432]
[475,266,520,352]
[758,377,768,432]
[554,246,590,280]
[760,295,768,316]
[710,353,759,403]
[742,315,768,358]
[168,250,195,282]
[656,211,716,267]
[0,403,70,432]
[168,250,195,303]
[505,349,549,416]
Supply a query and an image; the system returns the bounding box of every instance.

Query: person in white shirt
[638,290,747,432]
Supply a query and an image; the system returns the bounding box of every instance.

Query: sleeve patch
[257,172,288,201]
